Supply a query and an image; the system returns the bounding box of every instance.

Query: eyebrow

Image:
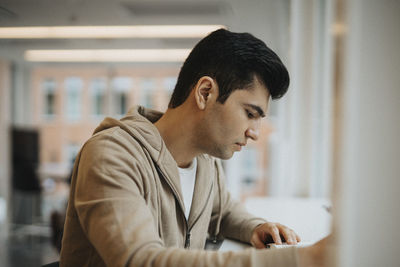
[244,104,266,118]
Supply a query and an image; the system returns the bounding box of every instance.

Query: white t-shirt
[178,158,197,219]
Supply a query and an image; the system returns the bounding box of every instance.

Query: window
[64,77,83,121]
[140,78,156,109]
[164,77,176,98]
[240,147,259,189]
[224,146,261,200]
[90,78,107,118]
[64,143,81,167]
[42,78,56,120]
[111,77,132,117]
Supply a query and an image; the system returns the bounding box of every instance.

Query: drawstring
[213,163,223,243]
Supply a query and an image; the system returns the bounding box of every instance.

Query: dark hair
[168,29,289,108]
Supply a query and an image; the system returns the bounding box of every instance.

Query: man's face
[197,78,269,159]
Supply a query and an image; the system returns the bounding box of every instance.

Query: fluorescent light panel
[25,49,191,62]
[0,25,225,39]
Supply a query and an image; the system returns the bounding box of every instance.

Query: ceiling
[0,0,229,26]
[0,0,290,63]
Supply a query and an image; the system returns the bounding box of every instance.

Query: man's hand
[250,222,301,248]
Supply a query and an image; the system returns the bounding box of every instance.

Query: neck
[154,105,199,168]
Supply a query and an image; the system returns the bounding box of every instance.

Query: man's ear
[194,76,217,110]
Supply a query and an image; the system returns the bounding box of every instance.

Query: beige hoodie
[60,106,298,267]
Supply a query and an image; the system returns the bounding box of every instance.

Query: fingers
[251,235,267,249]
[281,229,296,244]
[252,222,302,247]
[251,225,269,249]
[278,224,300,245]
[296,233,301,242]
[270,226,282,245]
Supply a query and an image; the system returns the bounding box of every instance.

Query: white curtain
[268,0,335,198]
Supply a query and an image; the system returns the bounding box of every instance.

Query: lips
[235,143,245,151]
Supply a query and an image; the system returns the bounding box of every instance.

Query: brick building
[32,65,273,200]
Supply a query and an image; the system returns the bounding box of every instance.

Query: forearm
[297,238,328,267]
[126,246,299,267]
[219,212,267,243]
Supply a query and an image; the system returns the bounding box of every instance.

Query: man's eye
[246,110,255,119]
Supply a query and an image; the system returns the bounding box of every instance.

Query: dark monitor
[11,127,41,192]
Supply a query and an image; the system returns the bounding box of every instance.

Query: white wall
[336,0,400,266]
[11,63,33,127]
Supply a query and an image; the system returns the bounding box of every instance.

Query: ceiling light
[0,25,225,39]
[24,49,191,62]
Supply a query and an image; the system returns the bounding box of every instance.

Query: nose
[245,120,260,141]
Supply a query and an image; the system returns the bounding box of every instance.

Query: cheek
[219,115,245,139]
[211,104,246,139]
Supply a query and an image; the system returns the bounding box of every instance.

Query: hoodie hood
[92,106,188,216]
[93,106,168,165]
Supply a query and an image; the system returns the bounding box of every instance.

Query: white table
[219,197,331,251]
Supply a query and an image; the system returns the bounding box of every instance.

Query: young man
[60,29,326,267]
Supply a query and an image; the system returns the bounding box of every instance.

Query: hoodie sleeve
[209,159,269,244]
[65,130,298,267]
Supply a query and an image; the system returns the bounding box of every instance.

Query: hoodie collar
[93,106,180,194]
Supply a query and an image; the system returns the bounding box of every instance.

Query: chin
[219,154,234,160]
[209,150,234,160]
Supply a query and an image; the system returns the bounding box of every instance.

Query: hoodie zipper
[155,164,191,248]
[155,163,214,249]
[184,232,191,248]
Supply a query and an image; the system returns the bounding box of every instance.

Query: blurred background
[0,0,399,266]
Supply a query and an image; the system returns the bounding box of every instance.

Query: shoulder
[75,127,155,194]
[81,126,150,166]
